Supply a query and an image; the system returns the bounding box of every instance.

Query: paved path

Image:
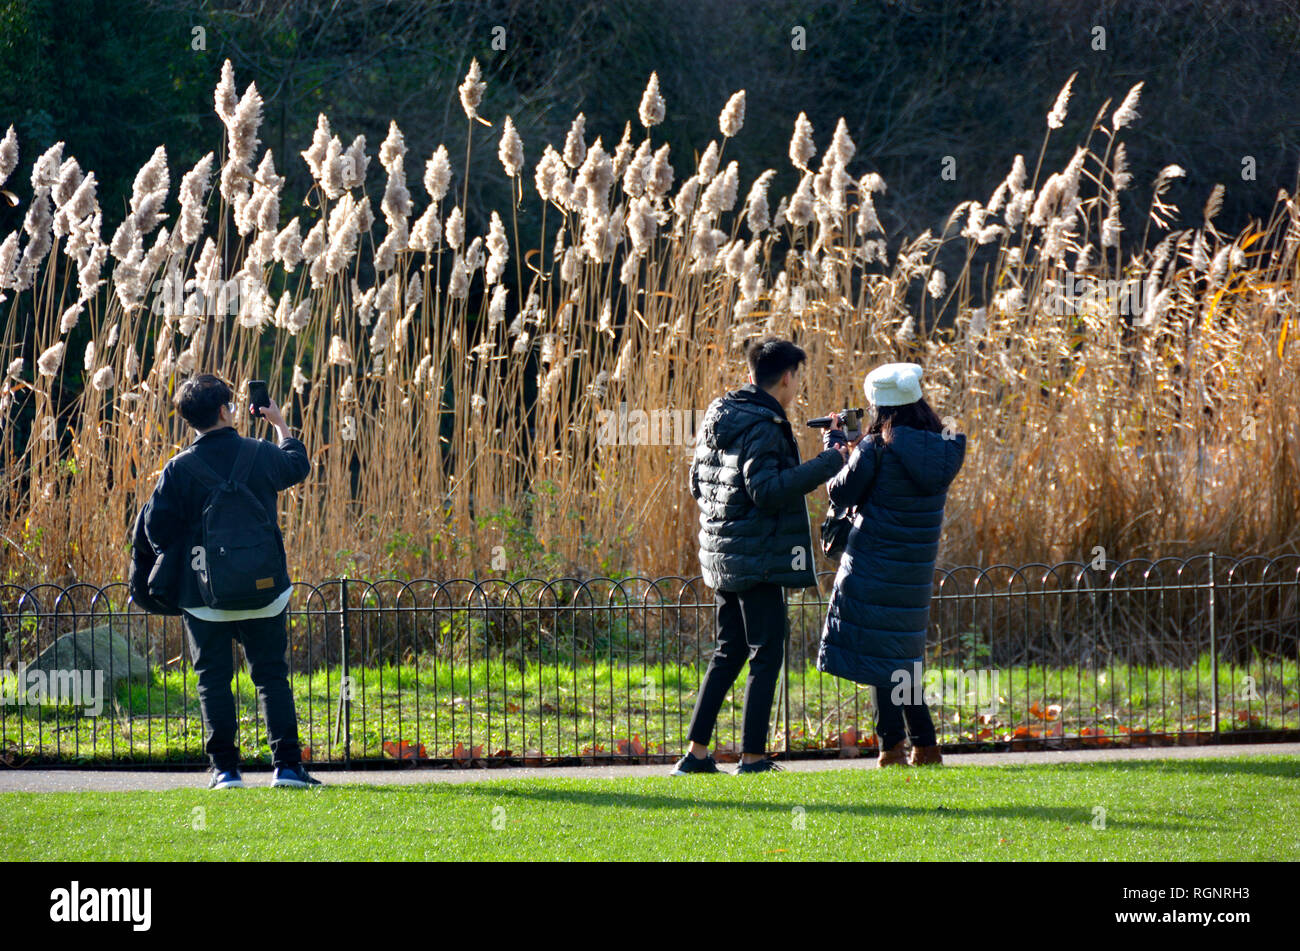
[1,742,1295,792]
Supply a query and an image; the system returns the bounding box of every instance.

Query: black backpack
[173,439,290,610]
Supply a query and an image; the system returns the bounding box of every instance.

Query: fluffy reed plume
[458,59,486,121]
[0,232,19,291]
[744,169,776,235]
[789,112,816,170]
[1111,144,1132,192]
[17,192,53,292]
[719,91,746,138]
[638,72,665,128]
[327,335,352,365]
[409,206,440,252]
[59,303,82,333]
[927,268,946,299]
[130,146,170,235]
[31,141,63,188]
[1047,72,1076,129]
[379,120,406,170]
[1112,81,1144,130]
[0,125,17,188]
[1,64,1298,590]
[698,141,720,182]
[36,341,64,376]
[445,206,464,249]
[563,114,586,168]
[217,65,263,204]
[284,298,311,334]
[485,211,509,284]
[424,145,452,200]
[274,218,304,270]
[498,116,524,178]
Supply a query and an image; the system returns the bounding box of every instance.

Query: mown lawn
[2,756,1297,861]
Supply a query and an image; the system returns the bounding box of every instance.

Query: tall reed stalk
[1,67,1297,586]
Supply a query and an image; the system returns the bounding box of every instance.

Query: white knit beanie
[864,362,924,406]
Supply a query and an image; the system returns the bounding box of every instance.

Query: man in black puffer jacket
[672,338,847,775]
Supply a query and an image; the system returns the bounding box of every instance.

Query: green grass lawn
[2,756,1297,861]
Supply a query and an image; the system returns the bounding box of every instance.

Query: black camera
[807,407,864,444]
[807,407,864,431]
[800,402,863,444]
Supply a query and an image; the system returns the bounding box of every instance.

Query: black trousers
[687,582,787,755]
[182,609,302,771]
[872,684,937,750]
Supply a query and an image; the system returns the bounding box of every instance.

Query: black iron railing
[2,553,1297,766]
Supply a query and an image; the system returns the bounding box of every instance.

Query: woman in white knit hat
[816,362,966,766]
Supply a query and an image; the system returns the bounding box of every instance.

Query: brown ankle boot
[877,740,909,767]
[909,744,943,766]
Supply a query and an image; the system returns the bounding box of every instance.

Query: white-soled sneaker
[208,768,245,789]
[271,765,323,788]
[669,752,722,775]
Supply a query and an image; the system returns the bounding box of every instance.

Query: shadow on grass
[978,758,1300,781]
[347,782,1203,832]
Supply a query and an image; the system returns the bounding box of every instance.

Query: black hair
[745,337,806,390]
[865,396,946,445]
[174,373,232,430]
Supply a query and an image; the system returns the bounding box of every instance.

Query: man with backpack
[142,373,319,789]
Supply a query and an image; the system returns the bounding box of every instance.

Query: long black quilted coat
[689,383,845,591]
[817,425,967,685]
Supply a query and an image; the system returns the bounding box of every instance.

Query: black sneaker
[208,768,244,789]
[670,752,721,775]
[272,764,323,788]
[734,757,785,774]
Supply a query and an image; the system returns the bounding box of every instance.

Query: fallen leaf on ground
[383,740,427,760]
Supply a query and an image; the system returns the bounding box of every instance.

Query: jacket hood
[887,426,966,495]
[699,384,788,450]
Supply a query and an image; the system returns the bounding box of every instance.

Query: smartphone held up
[247,380,270,419]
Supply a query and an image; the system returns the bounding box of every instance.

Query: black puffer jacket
[689,383,845,591]
[817,425,966,685]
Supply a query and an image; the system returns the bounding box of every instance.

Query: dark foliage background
[2,0,1298,254]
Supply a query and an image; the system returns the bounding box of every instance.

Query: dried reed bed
[1,65,1297,586]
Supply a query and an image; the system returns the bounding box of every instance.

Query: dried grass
[2,69,1298,584]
